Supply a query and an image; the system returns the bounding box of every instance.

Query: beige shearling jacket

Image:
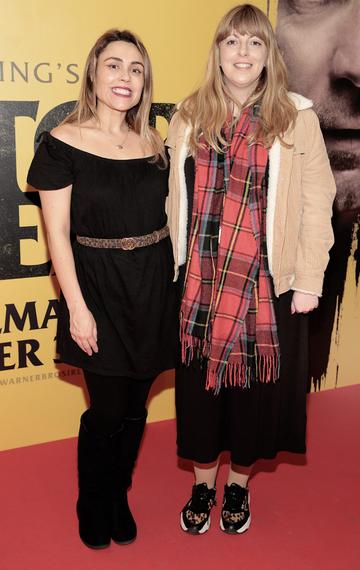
[166,93,336,297]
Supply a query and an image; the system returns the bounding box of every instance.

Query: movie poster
[1,0,358,450]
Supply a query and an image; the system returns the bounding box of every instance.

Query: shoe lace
[189,485,216,514]
[224,486,247,513]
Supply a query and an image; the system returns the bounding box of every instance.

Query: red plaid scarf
[180,106,280,392]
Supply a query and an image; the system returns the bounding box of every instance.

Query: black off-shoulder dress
[27,133,178,378]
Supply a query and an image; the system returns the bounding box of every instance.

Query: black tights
[83,370,155,435]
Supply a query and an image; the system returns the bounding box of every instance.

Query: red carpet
[1,385,360,570]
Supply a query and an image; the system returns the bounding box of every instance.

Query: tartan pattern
[180,106,280,392]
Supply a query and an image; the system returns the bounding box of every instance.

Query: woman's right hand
[69,305,98,356]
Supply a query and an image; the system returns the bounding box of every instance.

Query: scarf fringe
[181,332,210,365]
[181,327,280,394]
[206,354,280,394]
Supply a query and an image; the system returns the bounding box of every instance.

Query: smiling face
[277,0,360,212]
[94,40,145,115]
[219,31,268,104]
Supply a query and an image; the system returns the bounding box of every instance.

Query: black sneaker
[180,483,216,534]
[220,483,251,534]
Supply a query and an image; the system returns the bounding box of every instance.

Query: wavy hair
[63,29,166,165]
[179,4,297,151]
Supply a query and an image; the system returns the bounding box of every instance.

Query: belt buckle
[121,237,137,250]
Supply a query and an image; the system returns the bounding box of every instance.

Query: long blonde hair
[63,29,166,165]
[179,4,297,152]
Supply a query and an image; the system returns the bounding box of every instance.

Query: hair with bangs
[62,29,166,165]
[179,4,297,152]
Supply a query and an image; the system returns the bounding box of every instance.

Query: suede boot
[111,411,148,545]
[77,411,122,549]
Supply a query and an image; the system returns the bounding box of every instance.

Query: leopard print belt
[76,225,169,250]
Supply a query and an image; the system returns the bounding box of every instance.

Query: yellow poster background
[1,0,358,451]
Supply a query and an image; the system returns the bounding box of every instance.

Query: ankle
[227,477,249,489]
[195,480,216,490]
[227,464,251,488]
[194,460,219,491]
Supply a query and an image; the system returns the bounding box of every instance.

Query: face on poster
[276,0,360,391]
[276,0,360,213]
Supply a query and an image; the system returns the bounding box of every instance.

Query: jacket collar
[288,92,313,111]
[266,92,312,274]
[280,93,313,147]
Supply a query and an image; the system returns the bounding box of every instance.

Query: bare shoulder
[50,123,83,146]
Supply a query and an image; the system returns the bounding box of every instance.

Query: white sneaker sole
[180,512,211,534]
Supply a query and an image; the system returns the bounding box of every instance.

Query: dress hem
[57,356,176,380]
[176,444,307,467]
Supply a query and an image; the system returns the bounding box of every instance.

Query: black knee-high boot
[77,411,122,549]
[111,412,148,545]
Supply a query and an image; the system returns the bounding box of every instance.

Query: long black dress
[27,132,178,378]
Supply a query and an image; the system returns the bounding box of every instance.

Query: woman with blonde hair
[27,29,178,548]
[167,4,335,535]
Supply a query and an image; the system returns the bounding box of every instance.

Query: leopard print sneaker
[220,483,251,534]
[180,483,216,534]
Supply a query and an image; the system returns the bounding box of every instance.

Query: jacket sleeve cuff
[292,275,323,297]
[291,287,321,298]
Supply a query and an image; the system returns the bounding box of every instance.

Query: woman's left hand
[291,291,319,314]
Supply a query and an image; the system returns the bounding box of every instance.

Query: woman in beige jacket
[166,4,335,536]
